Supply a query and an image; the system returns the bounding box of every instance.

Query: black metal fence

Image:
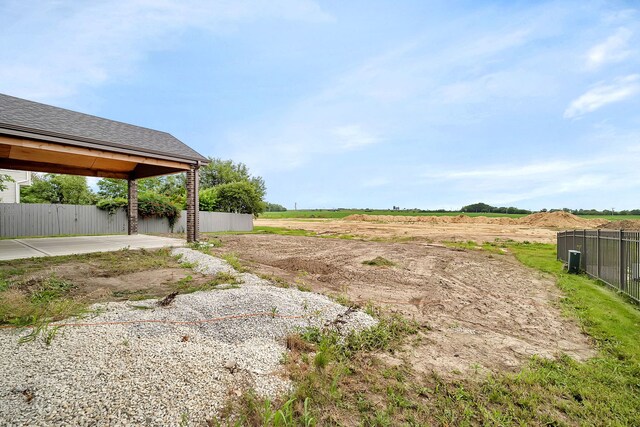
[557,230,640,303]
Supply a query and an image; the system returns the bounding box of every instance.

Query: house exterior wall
[0,169,31,203]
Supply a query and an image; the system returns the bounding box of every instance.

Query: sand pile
[343,211,610,229]
[600,220,640,230]
[516,211,609,228]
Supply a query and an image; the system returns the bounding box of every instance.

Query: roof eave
[0,125,208,165]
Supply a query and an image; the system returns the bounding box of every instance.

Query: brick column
[127,178,138,235]
[186,166,199,242]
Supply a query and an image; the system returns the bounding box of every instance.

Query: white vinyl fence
[0,203,253,238]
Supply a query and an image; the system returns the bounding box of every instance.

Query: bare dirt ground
[257,217,559,243]
[257,211,611,244]
[212,234,595,376]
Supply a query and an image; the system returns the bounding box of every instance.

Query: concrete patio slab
[0,239,44,260]
[0,234,185,261]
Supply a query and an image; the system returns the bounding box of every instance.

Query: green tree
[0,173,13,192]
[97,178,127,199]
[199,187,218,212]
[199,181,264,215]
[265,202,287,212]
[97,175,186,202]
[461,202,495,213]
[199,157,266,199]
[21,174,95,204]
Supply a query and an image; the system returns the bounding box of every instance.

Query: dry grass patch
[0,248,217,328]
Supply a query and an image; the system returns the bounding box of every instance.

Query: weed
[44,326,61,345]
[29,276,75,303]
[129,304,154,310]
[362,256,396,267]
[332,294,353,306]
[179,411,189,427]
[314,351,330,370]
[112,289,152,301]
[180,262,198,269]
[259,274,290,288]
[171,272,241,294]
[189,240,223,254]
[222,253,246,272]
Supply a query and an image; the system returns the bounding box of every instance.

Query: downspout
[14,173,31,204]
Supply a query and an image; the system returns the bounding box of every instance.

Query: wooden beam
[0,135,191,170]
[131,163,186,179]
[0,158,130,179]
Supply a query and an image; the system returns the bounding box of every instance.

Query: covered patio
[0,93,208,242]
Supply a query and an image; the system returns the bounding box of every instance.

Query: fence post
[583,229,587,270]
[619,230,625,292]
[596,229,601,278]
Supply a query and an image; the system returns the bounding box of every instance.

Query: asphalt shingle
[0,93,207,162]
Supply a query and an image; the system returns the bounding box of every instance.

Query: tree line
[460,203,640,215]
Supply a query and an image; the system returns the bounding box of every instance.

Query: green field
[259,210,527,219]
[260,209,640,221]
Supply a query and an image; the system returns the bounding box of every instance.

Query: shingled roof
[0,93,207,164]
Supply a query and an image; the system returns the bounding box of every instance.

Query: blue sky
[1,0,639,210]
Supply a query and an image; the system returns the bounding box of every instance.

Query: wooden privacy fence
[557,230,640,303]
[0,203,253,238]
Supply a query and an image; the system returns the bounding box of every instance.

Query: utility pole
[294,202,297,211]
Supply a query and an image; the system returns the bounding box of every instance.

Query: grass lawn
[218,242,640,426]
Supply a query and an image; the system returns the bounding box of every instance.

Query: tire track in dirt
[213,234,595,376]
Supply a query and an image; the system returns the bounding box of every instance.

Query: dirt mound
[342,214,517,225]
[342,211,608,229]
[600,220,640,230]
[515,211,609,228]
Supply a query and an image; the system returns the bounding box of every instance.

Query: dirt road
[213,234,594,376]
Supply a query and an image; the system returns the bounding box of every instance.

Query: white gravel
[0,248,377,426]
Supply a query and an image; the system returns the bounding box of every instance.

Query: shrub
[199,181,265,215]
[97,192,181,228]
[199,187,218,212]
[96,197,127,214]
[137,192,180,228]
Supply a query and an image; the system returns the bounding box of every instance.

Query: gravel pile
[0,248,377,427]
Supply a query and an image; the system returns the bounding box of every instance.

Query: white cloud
[418,147,640,206]
[226,120,380,173]
[586,27,633,69]
[331,125,378,150]
[563,75,640,119]
[0,0,331,102]
[425,160,588,180]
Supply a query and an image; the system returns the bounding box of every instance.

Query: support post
[186,166,199,242]
[127,178,138,235]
